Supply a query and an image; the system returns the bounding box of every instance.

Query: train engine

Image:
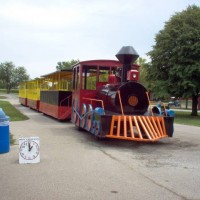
[71,46,174,142]
[96,79,148,115]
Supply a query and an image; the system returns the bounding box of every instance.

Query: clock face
[19,137,40,164]
[20,140,39,160]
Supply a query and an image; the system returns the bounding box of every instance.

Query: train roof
[71,59,140,69]
[40,69,72,78]
[71,60,121,68]
[39,59,140,78]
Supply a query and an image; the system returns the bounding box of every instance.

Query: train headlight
[128,95,138,107]
[127,70,138,81]
[132,74,137,79]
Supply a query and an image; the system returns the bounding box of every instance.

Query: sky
[0,0,199,79]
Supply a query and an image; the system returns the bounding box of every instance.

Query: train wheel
[86,104,93,131]
[80,104,86,128]
[72,99,78,123]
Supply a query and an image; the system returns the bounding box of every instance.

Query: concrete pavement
[0,94,200,200]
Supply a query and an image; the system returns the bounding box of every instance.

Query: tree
[56,59,79,70]
[13,66,30,87]
[147,5,200,116]
[0,62,30,93]
[135,57,150,86]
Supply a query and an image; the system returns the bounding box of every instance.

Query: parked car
[168,100,180,107]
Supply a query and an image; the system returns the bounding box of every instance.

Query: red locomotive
[71,46,174,142]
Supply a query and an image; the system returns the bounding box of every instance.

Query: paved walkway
[0,94,200,200]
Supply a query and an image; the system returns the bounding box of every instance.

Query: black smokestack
[115,46,139,82]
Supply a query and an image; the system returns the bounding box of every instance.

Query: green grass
[0,100,29,121]
[174,111,200,127]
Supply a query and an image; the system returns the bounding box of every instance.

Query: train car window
[99,66,109,82]
[81,67,87,90]
[87,71,96,90]
[73,66,80,90]
[76,67,80,90]
[82,65,97,90]
[60,74,72,91]
[73,68,76,89]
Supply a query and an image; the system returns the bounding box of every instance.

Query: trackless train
[19,46,174,142]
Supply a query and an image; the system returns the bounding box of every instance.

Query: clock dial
[20,141,39,160]
[19,137,40,164]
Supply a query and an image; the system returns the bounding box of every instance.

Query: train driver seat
[108,74,118,84]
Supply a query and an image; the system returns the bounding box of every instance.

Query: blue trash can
[0,108,10,154]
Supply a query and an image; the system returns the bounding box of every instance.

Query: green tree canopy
[147,5,200,116]
[135,57,150,86]
[0,62,30,93]
[56,59,79,70]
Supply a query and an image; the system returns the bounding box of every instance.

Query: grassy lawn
[0,100,29,121]
[174,111,200,127]
[0,99,27,145]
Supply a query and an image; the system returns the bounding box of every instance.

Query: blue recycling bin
[0,108,10,154]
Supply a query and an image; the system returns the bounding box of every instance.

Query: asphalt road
[0,95,200,200]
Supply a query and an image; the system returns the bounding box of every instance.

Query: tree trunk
[6,84,11,94]
[191,95,198,116]
[185,98,188,109]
